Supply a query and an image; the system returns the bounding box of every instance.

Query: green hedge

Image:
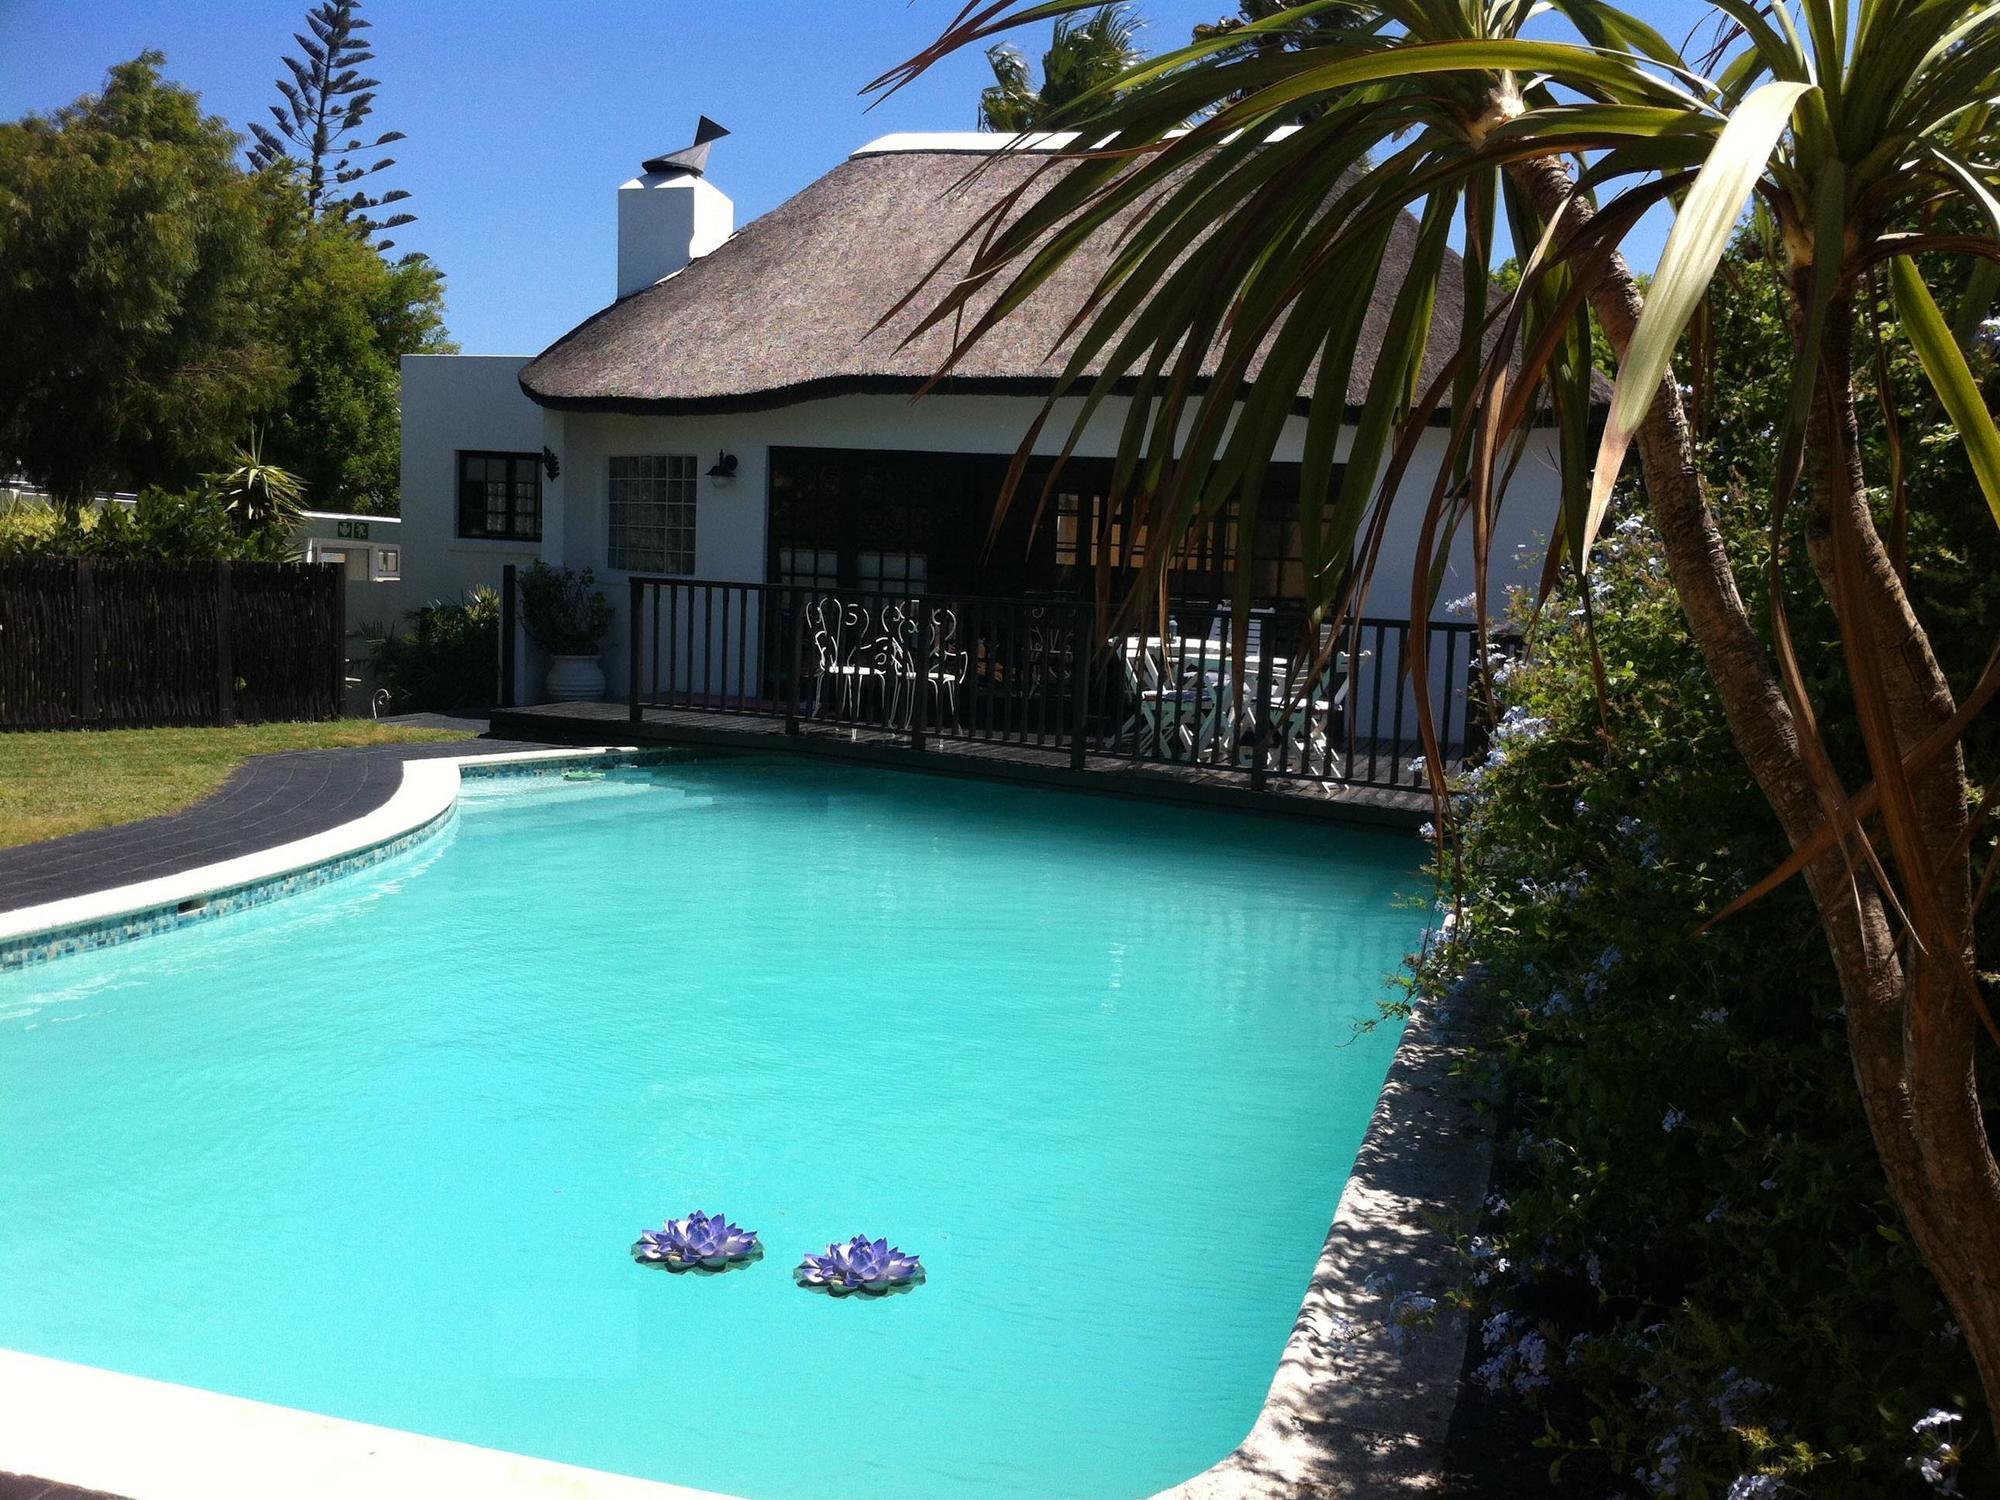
[1419,509,1989,1497]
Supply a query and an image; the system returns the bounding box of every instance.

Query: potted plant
[518,561,615,701]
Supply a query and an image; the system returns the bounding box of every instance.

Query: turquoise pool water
[0,759,1425,1499]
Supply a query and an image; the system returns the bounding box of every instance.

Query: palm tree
[878,0,2000,1429]
[209,431,305,533]
[976,4,1144,132]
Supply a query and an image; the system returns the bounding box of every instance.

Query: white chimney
[617,117,734,299]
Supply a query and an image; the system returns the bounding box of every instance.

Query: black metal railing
[626,577,1484,792]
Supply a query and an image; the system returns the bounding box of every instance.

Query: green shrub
[0,489,290,561]
[517,561,612,655]
[366,590,499,714]
[1418,511,1990,1496]
[0,496,66,552]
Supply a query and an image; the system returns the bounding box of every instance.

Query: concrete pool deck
[0,1350,734,1500]
[0,736,1491,1499]
[1157,989,1492,1498]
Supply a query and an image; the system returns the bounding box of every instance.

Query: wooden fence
[0,558,345,730]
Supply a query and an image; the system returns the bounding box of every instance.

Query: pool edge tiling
[0,748,651,971]
[1155,986,1494,1499]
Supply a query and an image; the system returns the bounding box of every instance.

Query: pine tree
[247,0,414,248]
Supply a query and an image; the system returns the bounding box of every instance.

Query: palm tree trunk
[1502,150,2000,1424]
[1799,298,2000,1414]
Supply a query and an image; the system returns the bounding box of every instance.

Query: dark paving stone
[0,732,553,914]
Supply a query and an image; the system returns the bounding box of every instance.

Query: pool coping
[1152,987,1493,1499]
[0,747,647,971]
[0,1348,734,1500]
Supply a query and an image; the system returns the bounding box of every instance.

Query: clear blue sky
[0,0,1682,356]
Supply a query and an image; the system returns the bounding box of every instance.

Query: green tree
[0,55,449,519]
[259,200,451,513]
[0,53,287,511]
[977,5,1144,132]
[246,0,414,247]
[881,0,2000,1430]
[1191,0,1376,115]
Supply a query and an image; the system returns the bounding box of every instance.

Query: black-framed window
[456,451,542,541]
[607,455,698,573]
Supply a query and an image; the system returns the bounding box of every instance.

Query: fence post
[628,576,644,725]
[211,561,237,726]
[785,589,804,735]
[74,559,98,726]
[1251,624,1274,792]
[499,563,518,710]
[788,592,804,736]
[1069,604,1089,772]
[325,561,343,721]
[911,599,930,753]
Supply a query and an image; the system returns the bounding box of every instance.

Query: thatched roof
[520,136,1493,416]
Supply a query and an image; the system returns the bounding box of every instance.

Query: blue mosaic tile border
[456,749,679,784]
[0,750,681,974]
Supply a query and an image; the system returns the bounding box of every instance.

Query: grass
[0,721,474,850]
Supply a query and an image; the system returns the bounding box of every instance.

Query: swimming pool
[0,758,1426,1499]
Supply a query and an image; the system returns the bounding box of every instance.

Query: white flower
[1911,1409,1963,1493]
[1726,1477,1782,1499]
[1493,706,1550,745]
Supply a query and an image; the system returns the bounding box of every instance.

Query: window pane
[607,454,697,573]
[456,452,541,540]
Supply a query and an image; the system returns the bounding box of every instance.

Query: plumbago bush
[1417,508,1992,1497]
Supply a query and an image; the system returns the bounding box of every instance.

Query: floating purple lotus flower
[795,1236,924,1295]
[632,1211,761,1271]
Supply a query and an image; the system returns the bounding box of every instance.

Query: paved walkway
[0,730,547,914]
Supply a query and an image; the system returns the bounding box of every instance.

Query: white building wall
[397,354,547,611]
[400,356,1560,719]
[616,174,735,299]
[550,393,1557,707]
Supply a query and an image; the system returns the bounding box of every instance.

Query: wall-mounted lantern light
[707,452,739,481]
[541,446,562,481]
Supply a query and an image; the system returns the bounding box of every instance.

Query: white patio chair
[1117,636,1200,756]
[1269,629,1364,779]
[804,594,892,722]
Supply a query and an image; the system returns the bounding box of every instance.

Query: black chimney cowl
[644,117,730,178]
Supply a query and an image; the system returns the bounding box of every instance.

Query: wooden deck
[489,700,1437,832]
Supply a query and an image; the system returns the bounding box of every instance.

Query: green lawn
[0,721,474,850]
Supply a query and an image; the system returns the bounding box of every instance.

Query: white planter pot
[544,653,606,703]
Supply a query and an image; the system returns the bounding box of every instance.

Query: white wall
[616,174,734,298]
[547,393,1558,708]
[400,359,1560,719]
[397,354,547,611]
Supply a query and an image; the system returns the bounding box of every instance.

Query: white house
[399,123,1561,718]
